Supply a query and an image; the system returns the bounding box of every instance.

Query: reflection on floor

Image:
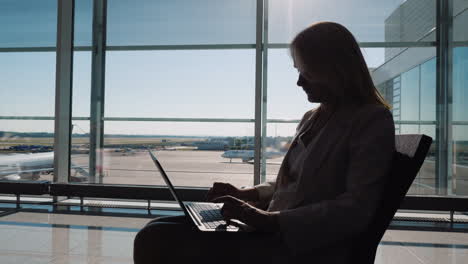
[0,211,468,264]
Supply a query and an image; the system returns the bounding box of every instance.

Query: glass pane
[453,47,468,123]
[268,0,436,43]
[420,58,436,121]
[453,0,468,42]
[71,120,91,183]
[0,120,55,181]
[0,52,56,116]
[73,52,92,117]
[413,125,437,195]
[0,1,57,183]
[373,48,437,89]
[93,121,254,187]
[264,122,297,182]
[105,50,255,118]
[267,49,315,119]
[75,0,93,46]
[107,0,256,46]
[401,66,420,121]
[453,47,468,196]
[454,125,468,195]
[0,0,57,47]
[71,1,93,182]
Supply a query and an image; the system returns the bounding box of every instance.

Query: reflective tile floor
[0,211,468,264]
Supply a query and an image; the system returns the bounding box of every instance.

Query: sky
[0,0,431,137]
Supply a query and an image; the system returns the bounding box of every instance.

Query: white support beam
[253,0,265,186]
[53,0,75,183]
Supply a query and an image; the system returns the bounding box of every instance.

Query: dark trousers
[133,215,286,264]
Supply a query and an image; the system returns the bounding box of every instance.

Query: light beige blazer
[254,104,395,261]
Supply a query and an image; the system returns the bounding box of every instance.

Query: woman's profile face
[294,55,331,103]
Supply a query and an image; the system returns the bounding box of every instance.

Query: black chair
[350,134,433,264]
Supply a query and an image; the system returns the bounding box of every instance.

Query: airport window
[0,0,57,48]
[0,0,57,181]
[104,50,255,119]
[0,52,56,116]
[375,56,438,195]
[2,0,468,206]
[101,0,257,187]
[106,0,257,46]
[401,66,421,122]
[70,0,93,182]
[453,47,468,195]
[452,1,468,196]
[268,0,436,44]
[97,121,255,187]
[420,58,436,122]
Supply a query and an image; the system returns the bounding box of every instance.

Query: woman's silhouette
[134,22,395,264]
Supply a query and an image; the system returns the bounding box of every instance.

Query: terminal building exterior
[372,0,468,195]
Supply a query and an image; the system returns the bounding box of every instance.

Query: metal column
[89,0,107,183]
[254,0,265,186]
[53,0,75,183]
[435,0,453,195]
[260,0,269,184]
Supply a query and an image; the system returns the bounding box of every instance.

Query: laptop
[148,149,252,232]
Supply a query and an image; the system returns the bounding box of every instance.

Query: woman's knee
[134,222,191,263]
[145,215,188,226]
[135,222,173,248]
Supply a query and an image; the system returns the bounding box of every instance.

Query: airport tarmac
[5,149,468,195]
[66,150,284,188]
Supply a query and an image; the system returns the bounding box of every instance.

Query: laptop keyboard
[190,203,237,230]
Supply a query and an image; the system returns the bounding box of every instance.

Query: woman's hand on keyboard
[206,182,259,202]
[212,195,279,233]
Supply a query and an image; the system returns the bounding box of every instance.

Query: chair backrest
[351,134,433,264]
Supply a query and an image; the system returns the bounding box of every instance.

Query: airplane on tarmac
[0,151,89,181]
[0,124,90,181]
[221,150,285,163]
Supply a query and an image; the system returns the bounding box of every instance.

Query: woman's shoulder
[302,107,320,120]
[295,108,319,131]
[354,103,393,119]
[349,104,394,131]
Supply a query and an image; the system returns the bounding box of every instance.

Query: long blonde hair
[290,22,391,109]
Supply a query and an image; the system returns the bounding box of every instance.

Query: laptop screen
[148,150,191,216]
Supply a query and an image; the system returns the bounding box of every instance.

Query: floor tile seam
[375,243,427,264]
[403,245,435,264]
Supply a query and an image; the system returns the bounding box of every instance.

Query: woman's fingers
[212,195,241,205]
[205,188,217,201]
[206,182,235,201]
[213,196,248,222]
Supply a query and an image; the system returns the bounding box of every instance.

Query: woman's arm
[277,106,395,255]
[252,108,318,205]
[254,181,276,200]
